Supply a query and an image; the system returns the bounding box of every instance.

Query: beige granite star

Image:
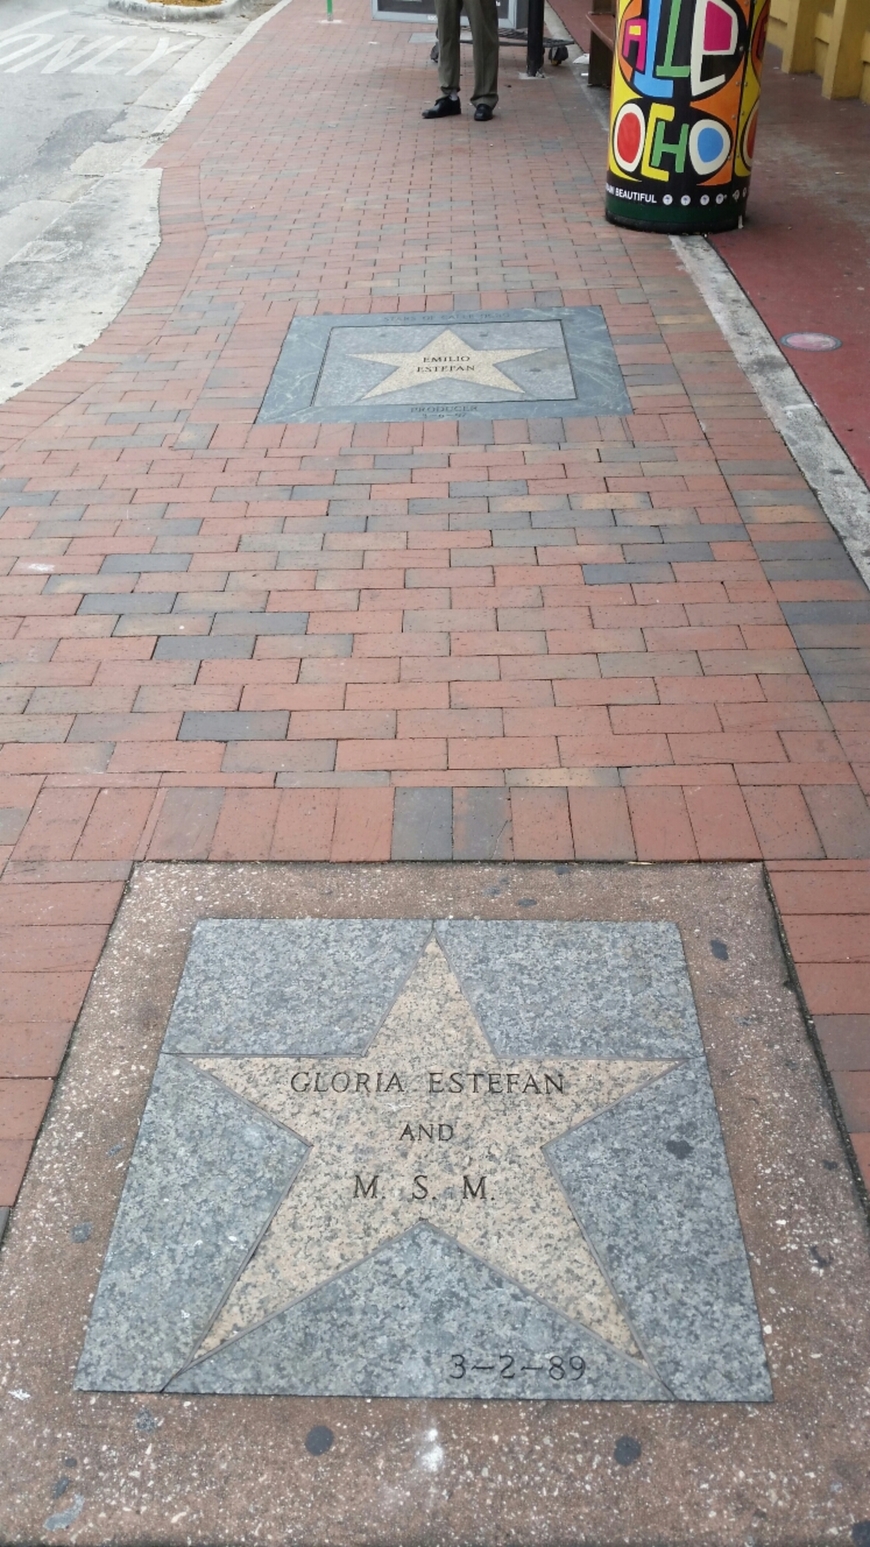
[192,939,676,1362]
[353,327,541,399]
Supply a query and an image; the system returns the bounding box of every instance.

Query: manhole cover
[780,331,842,352]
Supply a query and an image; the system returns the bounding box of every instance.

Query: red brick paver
[0,0,868,1211]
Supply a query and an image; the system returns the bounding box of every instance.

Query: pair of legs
[434,0,499,110]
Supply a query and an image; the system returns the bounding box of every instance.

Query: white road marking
[73,38,134,73]
[0,35,57,68]
[0,12,69,42]
[1,28,196,75]
[7,34,106,73]
[126,36,194,76]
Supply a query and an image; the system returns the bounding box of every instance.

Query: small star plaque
[257,308,631,423]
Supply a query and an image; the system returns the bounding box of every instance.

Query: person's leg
[465,0,499,109]
[435,0,461,98]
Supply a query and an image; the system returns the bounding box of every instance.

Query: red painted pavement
[714,52,870,483]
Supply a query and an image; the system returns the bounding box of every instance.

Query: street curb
[673,234,870,593]
[108,0,245,19]
[575,74,870,592]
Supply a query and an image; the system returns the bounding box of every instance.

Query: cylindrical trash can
[604,0,769,233]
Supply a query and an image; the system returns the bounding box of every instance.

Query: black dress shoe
[473,103,494,120]
[423,96,461,118]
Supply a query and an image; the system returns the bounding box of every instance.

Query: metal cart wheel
[548,43,569,62]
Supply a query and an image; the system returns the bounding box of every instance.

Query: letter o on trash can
[605,0,769,233]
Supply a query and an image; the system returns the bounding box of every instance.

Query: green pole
[326,0,333,16]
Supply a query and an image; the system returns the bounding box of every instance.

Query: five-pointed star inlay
[190,939,677,1363]
[352,327,542,400]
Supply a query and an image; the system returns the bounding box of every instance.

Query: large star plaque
[77,919,772,1402]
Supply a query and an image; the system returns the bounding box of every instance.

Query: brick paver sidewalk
[0,0,868,1224]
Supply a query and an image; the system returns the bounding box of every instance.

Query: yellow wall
[773,0,870,97]
[768,0,790,47]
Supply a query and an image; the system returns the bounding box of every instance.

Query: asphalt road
[0,0,271,267]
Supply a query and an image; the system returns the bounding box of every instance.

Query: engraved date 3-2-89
[450,1353,587,1382]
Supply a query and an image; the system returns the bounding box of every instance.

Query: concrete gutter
[673,234,870,593]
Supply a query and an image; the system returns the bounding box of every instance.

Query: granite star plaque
[256,308,631,423]
[76,919,771,1402]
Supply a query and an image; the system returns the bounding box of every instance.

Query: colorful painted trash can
[605,0,769,232]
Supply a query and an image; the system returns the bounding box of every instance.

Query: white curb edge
[672,233,870,592]
[109,0,245,18]
[151,0,296,139]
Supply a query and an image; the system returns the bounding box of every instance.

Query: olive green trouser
[436,0,499,108]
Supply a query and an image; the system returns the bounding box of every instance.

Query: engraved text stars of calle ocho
[192,940,676,1362]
